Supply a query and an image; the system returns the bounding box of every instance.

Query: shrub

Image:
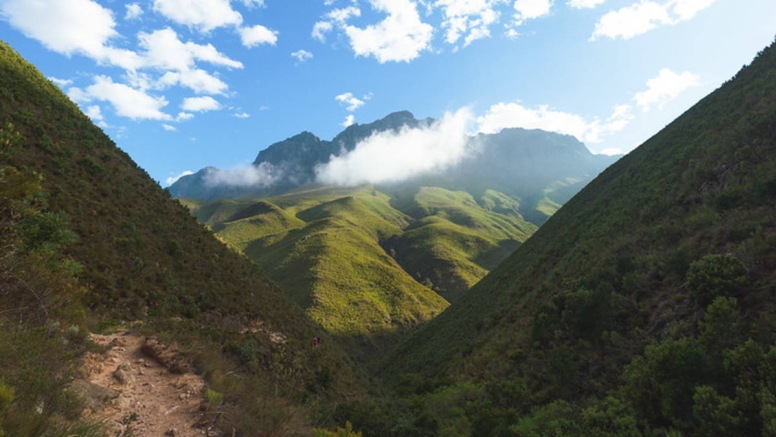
[685,254,749,306]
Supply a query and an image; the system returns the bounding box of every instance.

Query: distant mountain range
[172,111,620,363]
[169,111,618,226]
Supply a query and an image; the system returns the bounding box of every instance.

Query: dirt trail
[79,331,211,436]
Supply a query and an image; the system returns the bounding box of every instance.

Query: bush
[685,254,749,306]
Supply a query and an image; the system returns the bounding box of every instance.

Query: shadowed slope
[376,39,776,434]
[0,41,365,423]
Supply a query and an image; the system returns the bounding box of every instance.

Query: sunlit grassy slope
[183,183,539,362]
[371,38,776,435]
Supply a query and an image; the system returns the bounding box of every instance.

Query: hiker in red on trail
[313,336,321,347]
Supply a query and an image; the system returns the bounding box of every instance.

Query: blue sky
[0,0,774,187]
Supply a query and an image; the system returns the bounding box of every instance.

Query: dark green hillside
[370,39,776,435]
[0,41,364,433]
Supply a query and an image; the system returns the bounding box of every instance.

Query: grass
[184,184,540,362]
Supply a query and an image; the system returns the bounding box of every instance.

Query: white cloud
[591,0,716,41]
[135,28,239,94]
[49,77,73,87]
[234,112,250,118]
[513,0,553,25]
[316,108,474,186]
[204,162,282,187]
[165,170,193,186]
[85,104,103,121]
[477,102,632,143]
[291,49,313,63]
[340,0,434,63]
[0,0,143,70]
[312,21,334,42]
[335,92,366,111]
[162,123,177,131]
[312,6,361,42]
[435,0,500,47]
[125,3,143,20]
[152,0,243,32]
[567,0,605,8]
[599,148,623,155]
[71,75,172,120]
[157,69,229,95]
[137,28,243,71]
[342,114,356,127]
[634,68,700,111]
[177,112,195,121]
[242,0,265,7]
[181,96,222,112]
[239,24,278,47]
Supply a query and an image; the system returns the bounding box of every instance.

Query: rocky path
[76,331,213,437]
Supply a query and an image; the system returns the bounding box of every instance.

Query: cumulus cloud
[203,162,282,187]
[315,0,432,63]
[125,3,143,20]
[634,68,700,111]
[477,102,632,144]
[590,0,716,40]
[152,0,243,32]
[513,0,553,23]
[138,28,243,71]
[345,0,434,63]
[316,108,475,186]
[335,92,366,111]
[567,0,605,8]
[157,69,229,95]
[49,77,73,87]
[239,24,278,47]
[0,0,143,70]
[234,112,251,118]
[165,170,193,186]
[342,114,356,127]
[435,0,500,47]
[291,49,313,63]
[135,28,240,94]
[85,105,103,121]
[181,96,222,112]
[69,75,172,120]
[312,21,334,42]
[162,123,177,131]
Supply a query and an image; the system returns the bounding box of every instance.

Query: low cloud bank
[315,108,475,186]
[204,162,282,187]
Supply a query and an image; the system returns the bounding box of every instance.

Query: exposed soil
[76,331,213,437]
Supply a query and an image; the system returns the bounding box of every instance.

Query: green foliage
[204,389,223,408]
[623,337,713,428]
[0,378,14,437]
[692,386,743,435]
[580,396,641,436]
[685,255,749,306]
[313,421,363,437]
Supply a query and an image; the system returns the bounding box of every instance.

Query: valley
[0,17,774,437]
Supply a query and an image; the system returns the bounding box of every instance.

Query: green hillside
[355,39,776,435]
[184,183,537,362]
[0,41,364,435]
